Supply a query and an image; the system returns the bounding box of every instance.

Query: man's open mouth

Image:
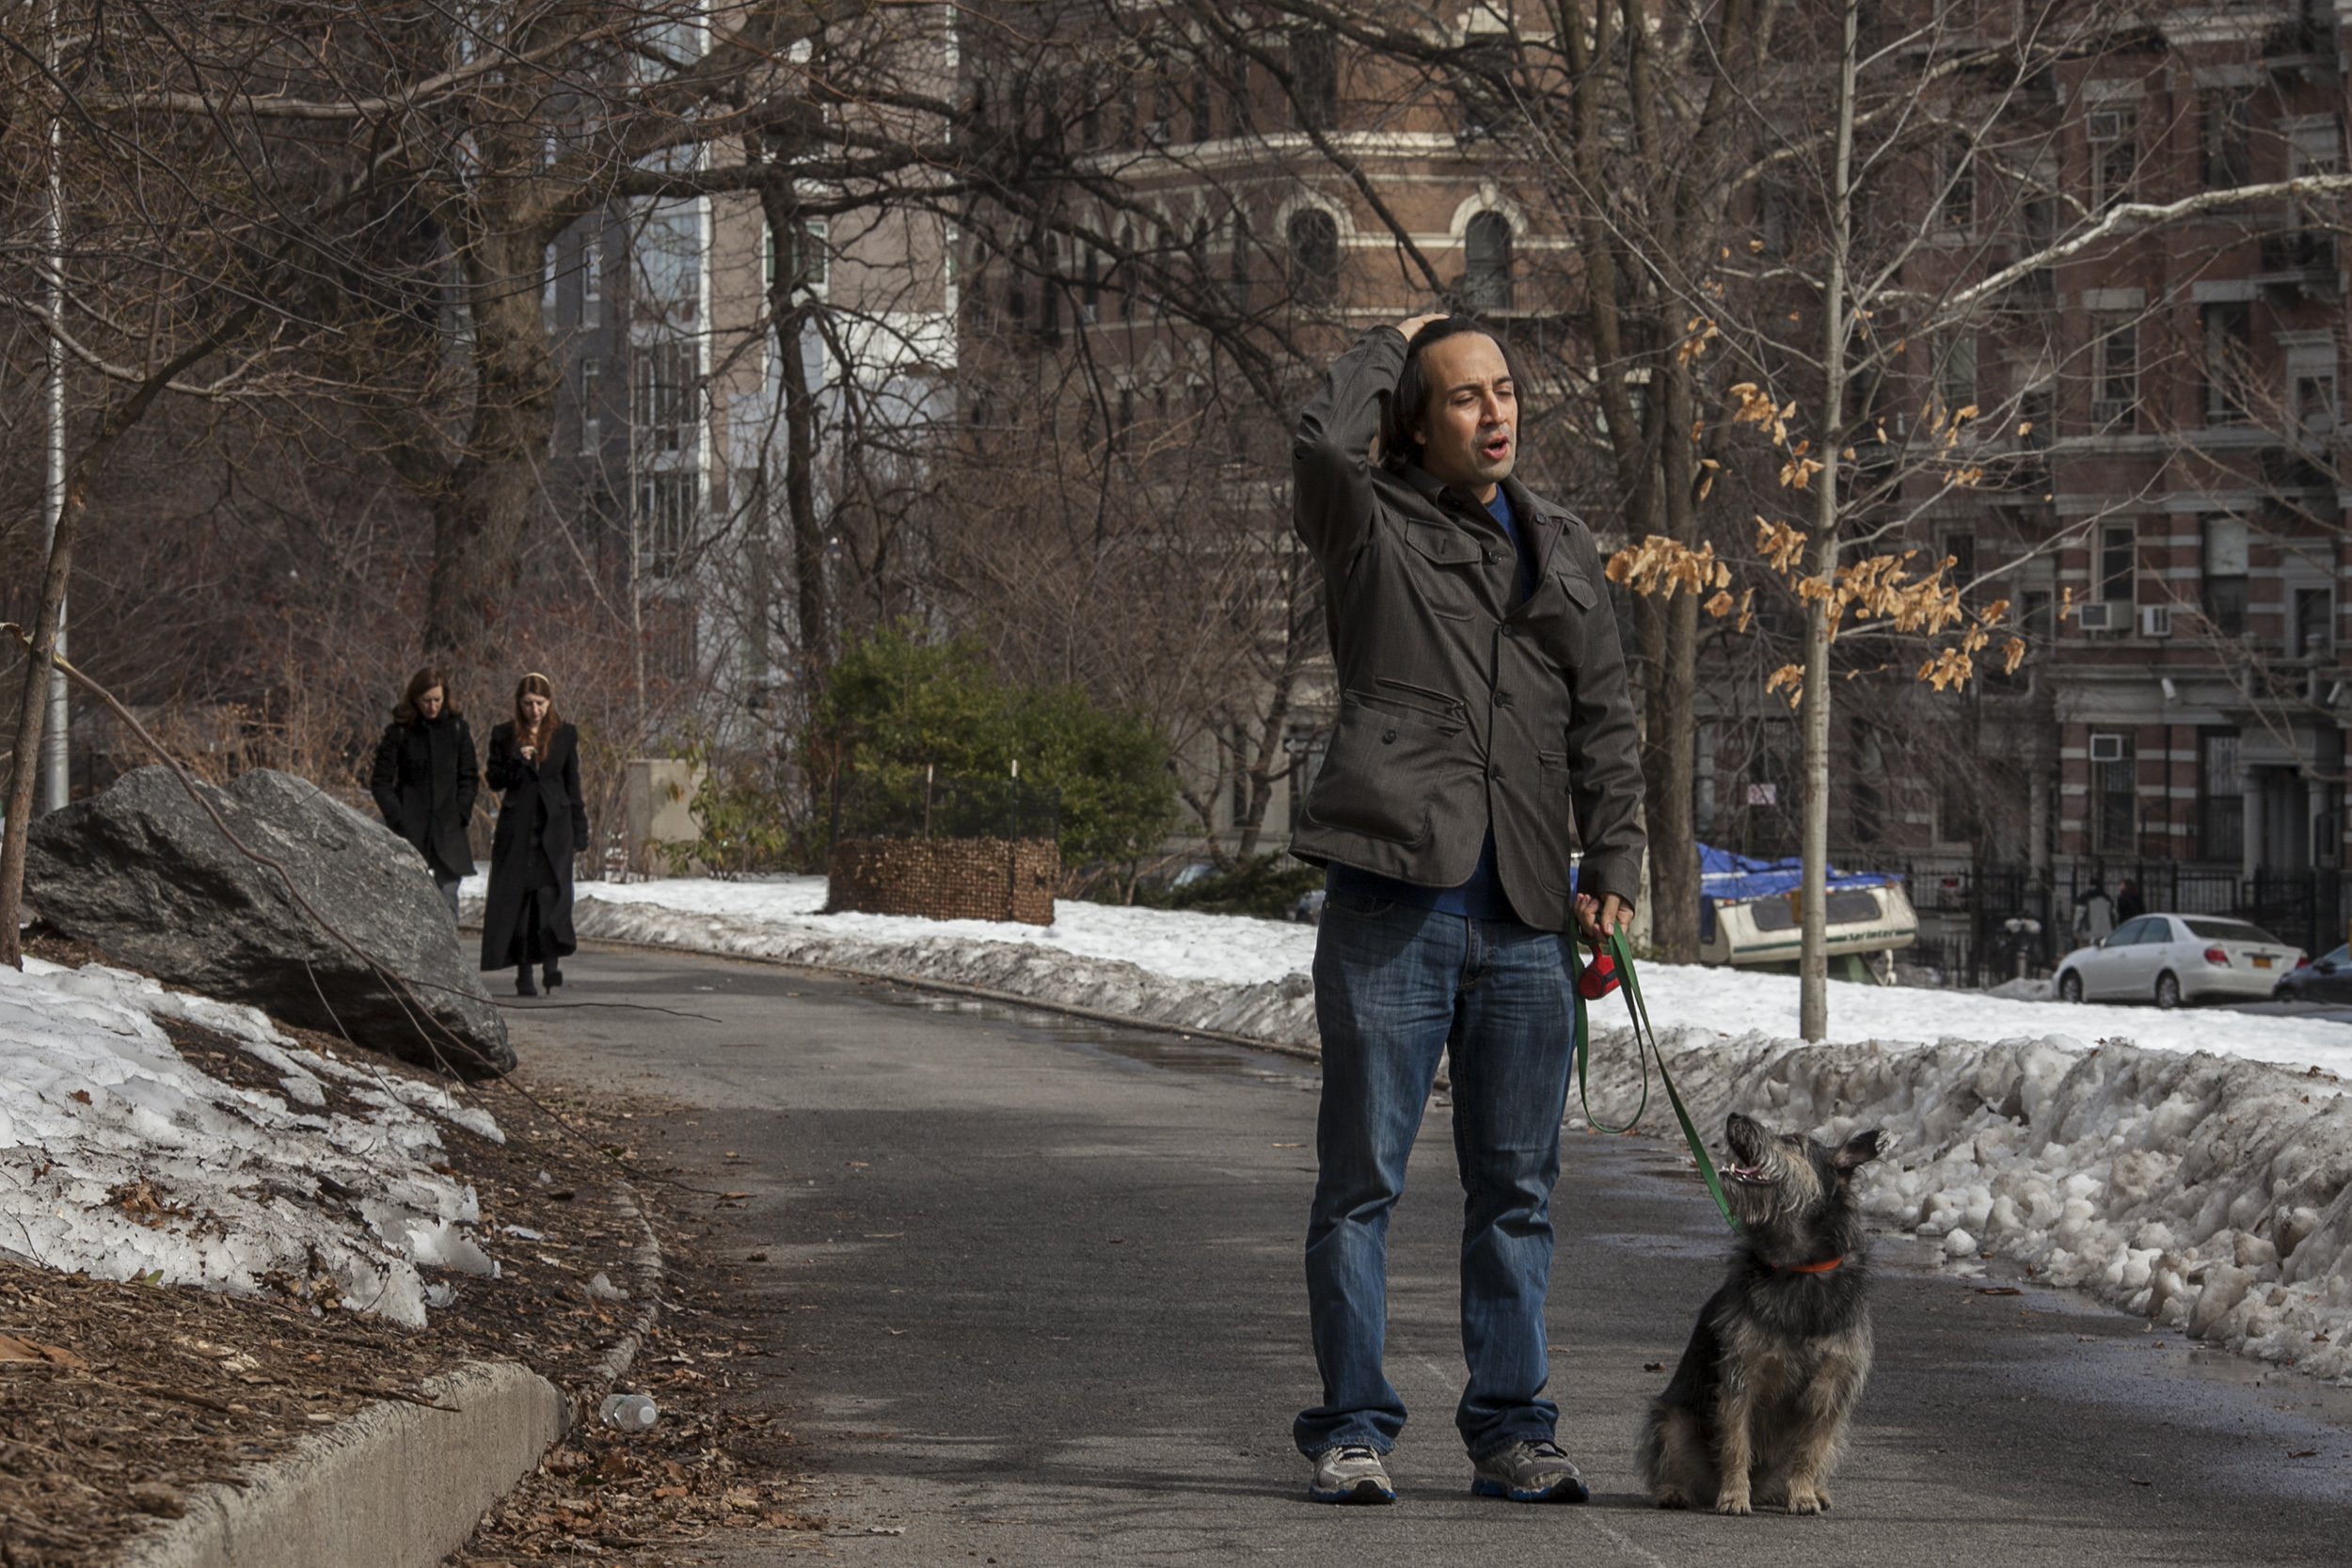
[1481,436,1511,461]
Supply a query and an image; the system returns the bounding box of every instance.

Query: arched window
[1463,211,1514,312]
[1287,208,1340,309]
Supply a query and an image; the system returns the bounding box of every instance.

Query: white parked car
[2054,913,2304,1008]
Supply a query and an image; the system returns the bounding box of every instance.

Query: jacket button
[1493,689,1513,706]
[1484,550,1502,564]
[1490,765,1505,782]
[1501,624,1519,639]
[1381,728,1398,743]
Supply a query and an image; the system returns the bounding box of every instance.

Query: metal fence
[1899,859,2352,986]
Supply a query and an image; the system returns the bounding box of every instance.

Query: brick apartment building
[1846,0,2352,973]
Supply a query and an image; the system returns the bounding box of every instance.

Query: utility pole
[39,0,70,814]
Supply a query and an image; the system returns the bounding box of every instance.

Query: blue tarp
[1698,843,1901,904]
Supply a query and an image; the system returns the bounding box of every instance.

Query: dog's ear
[1834,1129,1893,1170]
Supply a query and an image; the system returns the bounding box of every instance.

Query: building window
[634,339,697,455]
[1082,247,1100,323]
[1110,385,1135,453]
[2095,734,2136,856]
[1942,531,1977,601]
[2019,190,2058,300]
[1224,48,1256,135]
[1227,214,1251,310]
[1287,208,1340,309]
[2292,357,2341,440]
[579,357,602,456]
[2088,106,2137,214]
[2293,586,2334,657]
[1851,780,1883,845]
[582,235,602,327]
[1936,137,1974,235]
[1940,767,1979,845]
[1937,334,1978,418]
[2201,515,2249,635]
[2200,730,2244,862]
[2202,301,2251,425]
[2091,314,2137,429]
[2099,523,2136,610]
[2201,91,2253,188]
[2022,590,2054,644]
[1290,31,1337,132]
[635,202,701,323]
[1463,211,1514,313]
[635,471,696,578]
[1454,37,1515,141]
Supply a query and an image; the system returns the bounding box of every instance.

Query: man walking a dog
[1287,312,1645,1504]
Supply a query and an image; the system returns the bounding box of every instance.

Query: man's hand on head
[1394,311,1447,342]
[1575,893,1633,944]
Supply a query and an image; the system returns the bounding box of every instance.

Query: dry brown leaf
[0,1331,88,1369]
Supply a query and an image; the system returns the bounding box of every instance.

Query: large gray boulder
[25,766,513,1077]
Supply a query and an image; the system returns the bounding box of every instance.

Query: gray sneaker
[1470,1439,1589,1502]
[1308,1444,1395,1504]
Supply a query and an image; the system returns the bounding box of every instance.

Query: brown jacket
[1288,325,1645,932]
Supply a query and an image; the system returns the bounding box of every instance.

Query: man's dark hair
[1381,314,1524,472]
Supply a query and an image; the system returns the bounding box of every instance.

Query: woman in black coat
[369,668,480,918]
[480,672,590,996]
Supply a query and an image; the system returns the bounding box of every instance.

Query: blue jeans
[1294,893,1578,1459]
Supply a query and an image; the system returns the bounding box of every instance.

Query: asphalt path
[516,943,2352,1566]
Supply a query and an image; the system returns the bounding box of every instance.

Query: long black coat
[369,713,480,878]
[479,721,590,970]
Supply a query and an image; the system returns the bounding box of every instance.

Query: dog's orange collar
[1776,1257,1845,1275]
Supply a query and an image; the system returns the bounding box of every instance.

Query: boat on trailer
[1694,845,1917,982]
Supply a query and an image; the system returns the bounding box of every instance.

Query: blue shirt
[1327,487,1534,922]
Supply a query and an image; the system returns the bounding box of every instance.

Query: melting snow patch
[1,958,503,1326]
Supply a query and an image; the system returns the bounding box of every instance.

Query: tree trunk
[1800,0,1862,1041]
[421,230,561,693]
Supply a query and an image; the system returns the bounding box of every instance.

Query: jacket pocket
[1374,676,1469,719]
[1304,691,1463,846]
[1550,562,1599,610]
[1534,750,1575,891]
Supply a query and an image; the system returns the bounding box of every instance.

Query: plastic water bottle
[598,1393,658,1431]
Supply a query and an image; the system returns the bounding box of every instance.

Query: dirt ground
[0,936,822,1567]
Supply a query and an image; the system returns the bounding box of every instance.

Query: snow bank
[519,874,2352,1072]
[502,878,1328,1053]
[1576,1026,2352,1382]
[0,958,502,1327]
[540,873,2352,1380]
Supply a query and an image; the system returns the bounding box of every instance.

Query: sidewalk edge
[111,1358,567,1568]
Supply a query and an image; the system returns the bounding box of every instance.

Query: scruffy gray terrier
[1638,1112,1892,1514]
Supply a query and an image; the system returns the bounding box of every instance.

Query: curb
[111,1183,667,1568]
[112,1360,566,1568]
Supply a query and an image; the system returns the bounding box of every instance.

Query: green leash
[1574,929,1740,1232]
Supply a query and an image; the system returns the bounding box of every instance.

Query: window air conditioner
[2089,732,2126,763]
[2076,601,2116,632]
[2140,605,2172,638]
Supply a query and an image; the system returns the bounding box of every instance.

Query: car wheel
[2154,971,2182,1010]
[2058,971,2082,1004]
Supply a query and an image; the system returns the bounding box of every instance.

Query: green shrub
[812,622,1179,881]
[1136,853,1324,920]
